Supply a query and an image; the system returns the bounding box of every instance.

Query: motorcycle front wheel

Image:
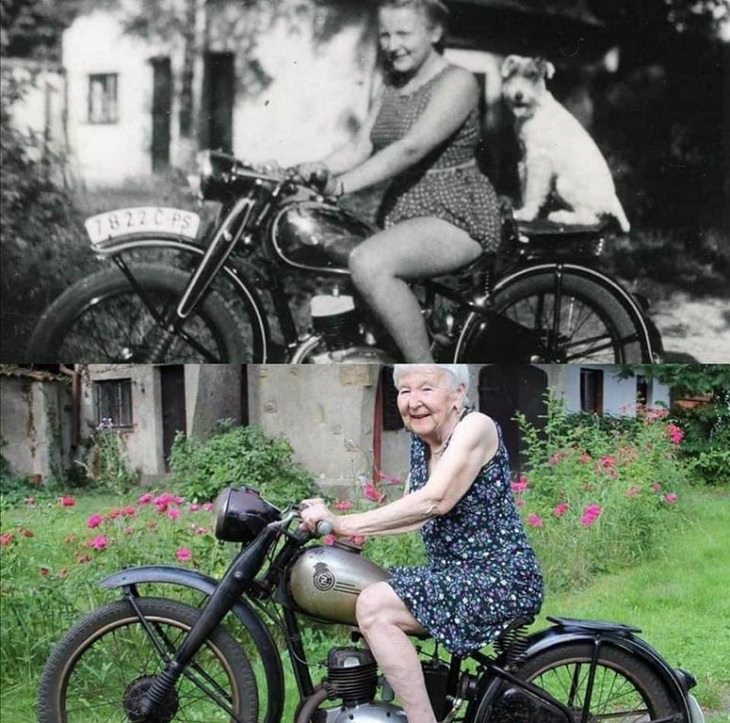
[455,268,653,363]
[37,597,258,723]
[475,642,678,723]
[27,263,266,363]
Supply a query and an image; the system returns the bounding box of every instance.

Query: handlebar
[269,506,334,540]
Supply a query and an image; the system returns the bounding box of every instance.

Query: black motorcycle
[28,151,661,364]
[38,486,703,723]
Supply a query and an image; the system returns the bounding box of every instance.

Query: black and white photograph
[1,0,728,364]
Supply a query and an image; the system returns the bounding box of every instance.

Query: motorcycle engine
[323,647,406,723]
[290,293,396,364]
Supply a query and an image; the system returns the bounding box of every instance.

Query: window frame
[88,73,119,125]
[94,378,133,429]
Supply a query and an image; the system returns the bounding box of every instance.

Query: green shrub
[168,420,316,506]
[516,395,690,592]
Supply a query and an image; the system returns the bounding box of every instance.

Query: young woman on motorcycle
[300,364,544,723]
[297,0,500,362]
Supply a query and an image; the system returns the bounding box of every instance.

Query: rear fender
[519,622,690,720]
[101,565,284,723]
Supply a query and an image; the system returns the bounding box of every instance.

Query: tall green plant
[168,421,316,506]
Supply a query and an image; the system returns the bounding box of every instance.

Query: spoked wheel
[456,267,653,363]
[27,263,265,362]
[38,597,258,723]
[477,643,679,723]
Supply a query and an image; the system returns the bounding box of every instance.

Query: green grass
[1,487,728,721]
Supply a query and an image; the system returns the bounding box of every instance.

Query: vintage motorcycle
[27,150,662,364]
[38,485,703,723]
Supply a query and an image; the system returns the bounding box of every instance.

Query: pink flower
[363,482,385,504]
[651,482,662,492]
[626,485,641,498]
[176,547,193,562]
[527,514,544,528]
[167,508,182,520]
[553,503,570,518]
[189,503,201,512]
[1,532,14,546]
[580,504,603,527]
[579,453,592,465]
[511,475,529,494]
[666,423,684,445]
[663,492,678,504]
[202,503,214,511]
[121,506,137,517]
[138,492,154,504]
[60,496,76,507]
[87,513,105,529]
[88,535,109,550]
[334,499,353,511]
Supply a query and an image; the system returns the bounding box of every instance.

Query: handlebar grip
[316,520,334,537]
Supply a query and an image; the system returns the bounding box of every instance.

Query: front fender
[101,565,284,723]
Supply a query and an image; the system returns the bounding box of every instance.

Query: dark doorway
[200,52,235,153]
[160,365,186,470]
[478,365,548,471]
[151,57,172,171]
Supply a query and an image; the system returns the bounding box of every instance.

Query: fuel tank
[271,201,375,273]
[287,542,389,626]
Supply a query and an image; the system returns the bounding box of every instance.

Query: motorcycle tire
[474,642,679,723]
[37,597,258,723]
[455,268,652,363]
[27,263,265,363]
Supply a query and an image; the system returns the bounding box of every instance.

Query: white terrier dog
[501,55,630,232]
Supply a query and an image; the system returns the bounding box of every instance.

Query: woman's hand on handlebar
[298,497,339,536]
[292,162,342,196]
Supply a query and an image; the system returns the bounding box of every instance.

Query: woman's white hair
[392,364,471,393]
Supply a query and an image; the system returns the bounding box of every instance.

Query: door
[201,52,234,153]
[151,57,172,171]
[160,365,186,470]
[478,365,548,471]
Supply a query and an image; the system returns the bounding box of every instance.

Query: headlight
[213,486,280,543]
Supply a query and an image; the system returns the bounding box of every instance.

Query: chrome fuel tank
[287,543,389,626]
[271,201,375,273]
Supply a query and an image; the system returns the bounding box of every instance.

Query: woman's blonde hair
[377,0,449,52]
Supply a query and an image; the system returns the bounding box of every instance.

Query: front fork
[133,529,277,719]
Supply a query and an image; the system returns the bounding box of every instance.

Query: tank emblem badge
[313,562,335,591]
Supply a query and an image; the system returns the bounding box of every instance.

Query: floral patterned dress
[389,417,544,657]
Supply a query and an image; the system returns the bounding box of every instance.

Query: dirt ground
[649,292,730,363]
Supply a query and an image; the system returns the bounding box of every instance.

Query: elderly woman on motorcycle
[297,0,500,363]
[300,364,544,723]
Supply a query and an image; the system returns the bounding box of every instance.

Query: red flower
[580,504,603,527]
[60,496,76,507]
[553,503,570,518]
[138,492,154,505]
[87,535,109,551]
[0,532,14,546]
[511,476,529,494]
[166,508,182,521]
[363,482,385,504]
[666,423,684,445]
[87,513,105,529]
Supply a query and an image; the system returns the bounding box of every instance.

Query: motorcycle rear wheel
[27,263,265,363]
[37,597,258,723]
[475,642,679,723]
[455,268,652,363]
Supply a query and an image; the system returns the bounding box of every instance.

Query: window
[88,73,118,124]
[381,366,403,431]
[94,378,132,427]
[636,375,649,407]
[580,369,604,414]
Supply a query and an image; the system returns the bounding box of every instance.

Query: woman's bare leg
[348,217,481,362]
[356,581,438,723]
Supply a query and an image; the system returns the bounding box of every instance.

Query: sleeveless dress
[370,66,501,252]
[388,418,544,657]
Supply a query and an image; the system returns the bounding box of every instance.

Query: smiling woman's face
[377,5,441,77]
[396,367,464,440]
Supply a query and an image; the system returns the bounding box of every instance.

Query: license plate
[85,207,201,245]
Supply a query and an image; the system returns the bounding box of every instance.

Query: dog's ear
[501,55,520,78]
[536,57,556,80]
